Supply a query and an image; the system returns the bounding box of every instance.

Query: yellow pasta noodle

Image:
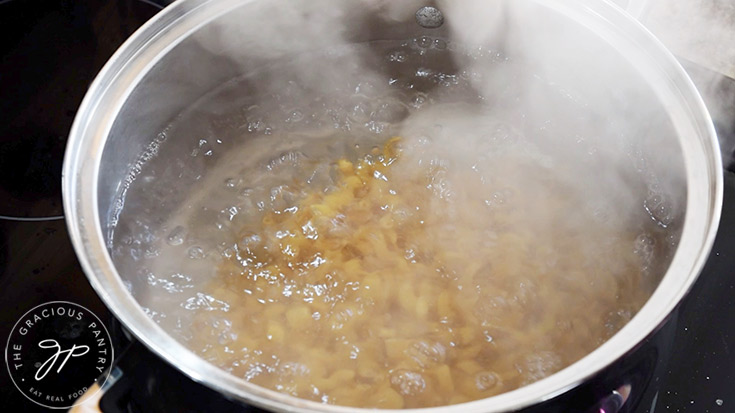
[187,136,652,408]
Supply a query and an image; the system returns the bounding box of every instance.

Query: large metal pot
[63,0,722,411]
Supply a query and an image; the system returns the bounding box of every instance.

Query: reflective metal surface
[62,0,722,411]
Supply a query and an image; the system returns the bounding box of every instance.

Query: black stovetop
[1,1,734,412]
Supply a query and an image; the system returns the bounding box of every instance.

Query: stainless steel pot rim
[62,0,723,411]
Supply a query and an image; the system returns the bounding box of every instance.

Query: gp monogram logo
[5,301,114,409]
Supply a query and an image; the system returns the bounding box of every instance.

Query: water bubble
[324,107,348,129]
[247,119,264,133]
[407,340,446,367]
[224,177,239,190]
[475,371,500,391]
[182,292,229,311]
[147,272,192,294]
[415,36,433,49]
[426,167,454,200]
[188,246,206,260]
[417,135,432,146]
[492,190,508,205]
[286,110,304,123]
[218,331,237,345]
[238,233,262,250]
[191,138,214,157]
[280,362,310,377]
[634,233,655,255]
[416,67,433,78]
[141,307,166,322]
[716,399,724,406]
[434,38,448,50]
[143,247,160,259]
[410,93,427,109]
[390,370,426,396]
[372,98,409,123]
[239,187,254,198]
[330,307,355,330]
[166,226,187,246]
[219,206,239,223]
[437,73,459,87]
[130,248,141,261]
[643,193,675,228]
[387,49,407,63]
[266,151,306,172]
[366,120,389,134]
[484,189,513,208]
[348,100,371,124]
[270,185,300,210]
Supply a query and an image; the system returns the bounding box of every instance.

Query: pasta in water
[187,136,652,408]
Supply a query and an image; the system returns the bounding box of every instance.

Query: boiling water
[110,38,682,407]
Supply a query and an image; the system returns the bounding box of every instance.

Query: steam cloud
[114,0,712,338]
[641,0,735,167]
